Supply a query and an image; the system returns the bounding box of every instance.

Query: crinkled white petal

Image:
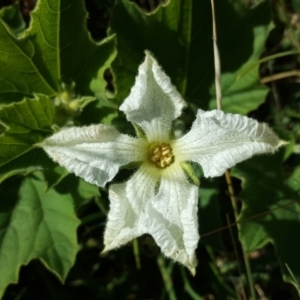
[120,51,186,142]
[175,109,286,177]
[103,164,159,251]
[103,162,199,273]
[39,124,148,187]
[143,164,199,273]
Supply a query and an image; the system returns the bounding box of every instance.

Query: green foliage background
[0,0,299,299]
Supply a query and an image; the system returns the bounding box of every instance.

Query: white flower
[39,51,285,274]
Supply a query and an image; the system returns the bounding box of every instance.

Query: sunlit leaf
[0,0,115,103]
[90,46,117,100]
[0,19,56,102]
[0,175,80,298]
[0,95,54,183]
[209,24,272,114]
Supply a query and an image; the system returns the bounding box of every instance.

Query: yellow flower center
[150,143,174,168]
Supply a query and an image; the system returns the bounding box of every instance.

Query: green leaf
[43,164,69,190]
[0,19,56,102]
[0,175,80,298]
[109,0,271,113]
[209,23,272,114]
[208,1,272,114]
[231,153,300,289]
[54,174,100,209]
[0,3,26,36]
[0,0,116,103]
[109,0,197,103]
[76,99,118,126]
[0,95,54,183]
[28,0,116,97]
[90,45,117,100]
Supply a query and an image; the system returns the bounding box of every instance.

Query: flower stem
[157,255,177,300]
[132,239,141,270]
[180,267,204,300]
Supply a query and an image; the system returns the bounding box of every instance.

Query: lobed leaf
[0,19,56,102]
[109,0,271,115]
[0,175,80,298]
[28,0,116,96]
[0,0,116,103]
[232,153,300,289]
[0,3,26,36]
[0,95,54,183]
[109,0,202,103]
[209,5,272,114]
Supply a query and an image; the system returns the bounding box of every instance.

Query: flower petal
[120,51,186,142]
[143,164,199,274]
[175,109,286,177]
[103,162,199,273]
[39,125,147,187]
[103,164,159,251]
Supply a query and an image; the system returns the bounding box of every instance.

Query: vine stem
[209,1,256,299]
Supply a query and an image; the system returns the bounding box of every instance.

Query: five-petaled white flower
[40,51,285,274]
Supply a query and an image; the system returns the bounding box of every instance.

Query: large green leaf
[109,0,270,114]
[0,0,115,103]
[109,0,200,103]
[209,30,270,114]
[0,95,54,183]
[0,19,56,102]
[231,153,300,289]
[0,175,80,298]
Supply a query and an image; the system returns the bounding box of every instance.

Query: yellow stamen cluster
[150,143,174,168]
